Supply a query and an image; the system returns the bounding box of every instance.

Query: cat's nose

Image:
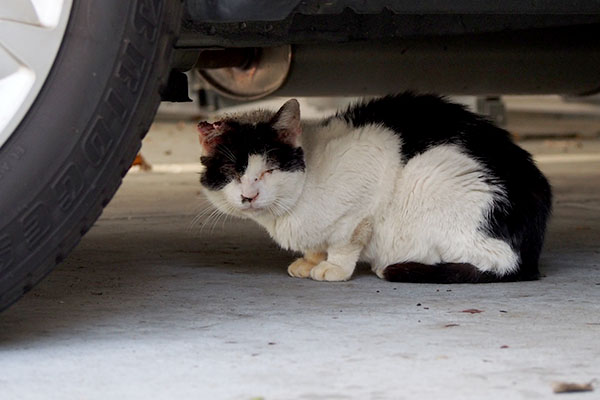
[241,193,259,204]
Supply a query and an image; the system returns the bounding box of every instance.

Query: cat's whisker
[197,208,224,234]
[269,200,283,216]
[220,211,232,231]
[208,208,222,233]
[188,204,222,233]
[264,147,277,157]
[271,201,285,217]
[222,145,236,161]
[217,145,237,164]
[222,210,234,230]
[210,208,230,234]
[190,204,215,223]
[188,213,207,233]
[272,199,297,223]
[200,197,237,234]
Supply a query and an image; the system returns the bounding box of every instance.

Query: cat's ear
[271,99,301,146]
[197,120,226,154]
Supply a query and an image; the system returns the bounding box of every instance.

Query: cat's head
[198,99,306,218]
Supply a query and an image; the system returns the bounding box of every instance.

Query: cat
[197,93,552,283]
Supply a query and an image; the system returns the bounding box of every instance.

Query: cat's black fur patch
[200,120,305,190]
[340,93,552,281]
[382,262,532,283]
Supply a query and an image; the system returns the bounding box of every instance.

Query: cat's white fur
[202,103,519,281]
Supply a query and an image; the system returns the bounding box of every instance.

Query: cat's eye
[260,169,275,179]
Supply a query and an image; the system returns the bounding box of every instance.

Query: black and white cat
[198,94,552,283]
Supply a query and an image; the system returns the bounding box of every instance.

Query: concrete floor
[1,115,599,399]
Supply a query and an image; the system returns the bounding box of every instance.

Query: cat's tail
[382,262,537,283]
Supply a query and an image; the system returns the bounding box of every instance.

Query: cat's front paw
[287,257,316,278]
[310,261,352,282]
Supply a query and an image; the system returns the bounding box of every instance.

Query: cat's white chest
[267,212,322,253]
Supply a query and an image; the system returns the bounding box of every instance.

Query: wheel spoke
[0,0,40,26]
[29,0,66,27]
[0,43,21,79]
[0,20,52,78]
[0,67,34,132]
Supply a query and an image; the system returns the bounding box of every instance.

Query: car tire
[0,0,182,311]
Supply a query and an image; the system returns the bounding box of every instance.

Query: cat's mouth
[239,201,279,215]
[240,204,265,213]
